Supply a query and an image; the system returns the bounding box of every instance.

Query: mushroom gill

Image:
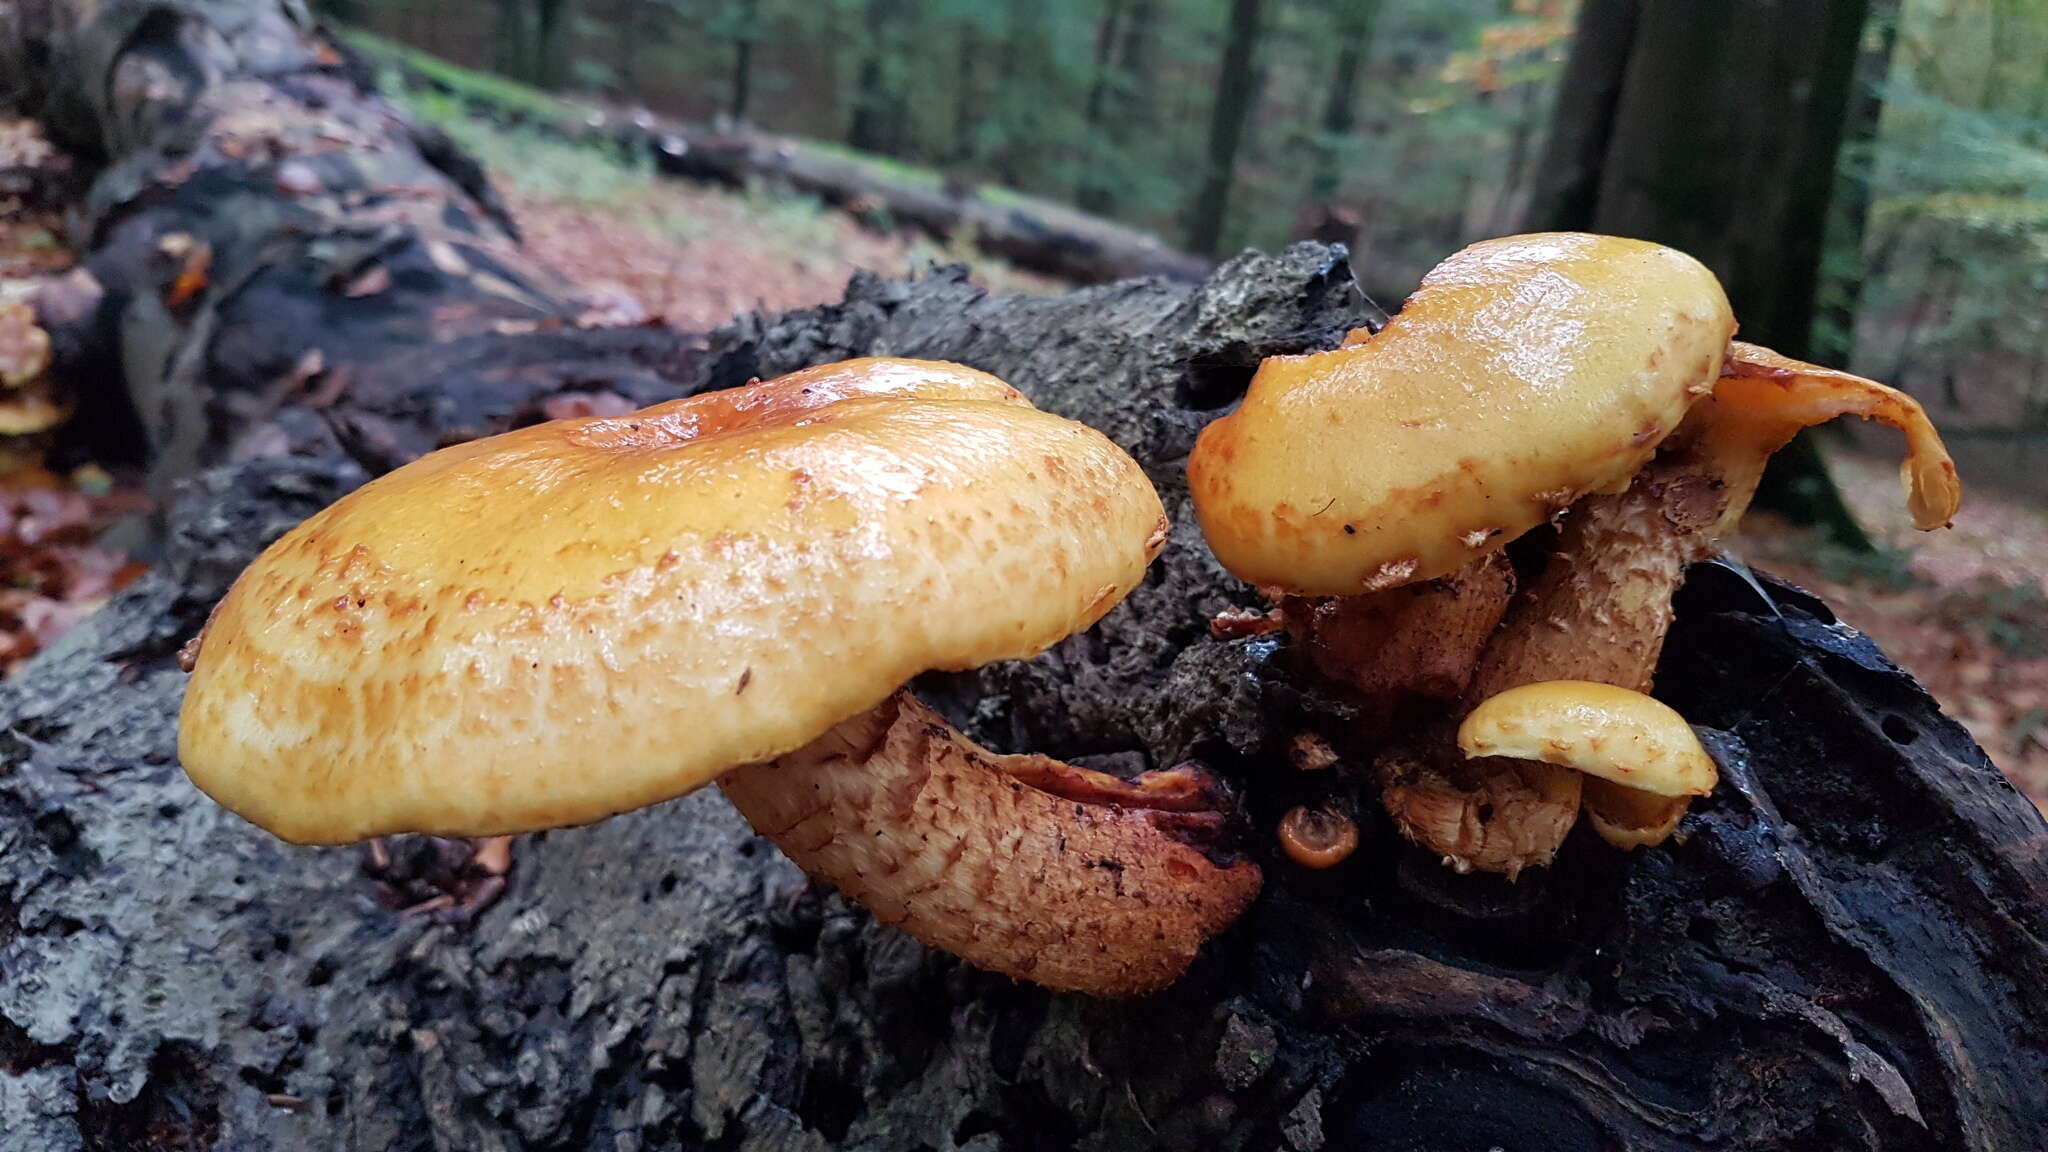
[720,691,1260,998]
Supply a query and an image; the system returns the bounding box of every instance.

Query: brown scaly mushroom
[1465,340,1960,848]
[179,357,1260,997]
[1190,233,1735,875]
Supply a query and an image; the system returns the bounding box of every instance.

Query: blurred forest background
[5,0,2047,802]
[318,0,2048,497]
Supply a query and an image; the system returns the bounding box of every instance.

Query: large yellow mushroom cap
[1188,233,1736,594]
[178,357,1170,844]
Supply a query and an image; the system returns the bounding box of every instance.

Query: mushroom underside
[717,690,1262,998]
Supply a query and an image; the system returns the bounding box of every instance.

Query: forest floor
[4,108,2044,813]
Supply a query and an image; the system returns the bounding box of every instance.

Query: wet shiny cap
[1458,680,1718,798]
[1188,233,1735,594]
[178,358,1169,843]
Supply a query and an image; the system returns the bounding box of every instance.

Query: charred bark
[2,2,2045,1150]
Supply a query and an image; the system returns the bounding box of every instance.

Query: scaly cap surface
[179,358,1168,843]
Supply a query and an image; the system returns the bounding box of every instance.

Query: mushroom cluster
[180,357,1260,997]
[1189,232,1961,877]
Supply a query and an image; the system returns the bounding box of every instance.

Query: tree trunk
[533,0,570,89]
[1075,0,1128,204]
[730,0,761,122]
[1814,0,1902,367]
[4,2,2046,1150]
[990,0,1040,188]
[847,0,906,157]
[1522,0,1637,233]
[611,0,639,94]
[1078,0,1159,216]
[1308,0,1379,201]
[1525,0,1874,547]
[950,21,980,164]
[494,0,535,85]
[1186,0,1267,255]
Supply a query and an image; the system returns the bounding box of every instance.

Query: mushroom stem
[1377,742,1581,878]
[1467,452,1724,704]
[1455,450,1725,851]
[1377,514,1693,874]
[1279,552,1515,734]
[717,691,1262,998]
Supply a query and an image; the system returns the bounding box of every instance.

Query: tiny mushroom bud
[180,357,1260,998]
[1276,804,1359,869]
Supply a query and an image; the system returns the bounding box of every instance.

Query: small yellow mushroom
[1459,681,1716,850]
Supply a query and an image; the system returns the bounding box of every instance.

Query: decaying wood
[2,1,2045,1149]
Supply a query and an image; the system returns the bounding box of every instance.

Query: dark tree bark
[1525,0,1874,547]
[1186,0,1267,256]
[1521,0,1637,235]
[4,2,2046,1150]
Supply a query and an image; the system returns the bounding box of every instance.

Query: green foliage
[1851,0,2048,432]
[338,27,571,121]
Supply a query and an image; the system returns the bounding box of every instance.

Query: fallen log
[2,2,2044,1149]
[341,30,1213,287]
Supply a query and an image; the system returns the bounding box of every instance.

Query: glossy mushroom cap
[179,358,1169,844]
[1188,233,1735,595]
[1457,681,1718,799]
